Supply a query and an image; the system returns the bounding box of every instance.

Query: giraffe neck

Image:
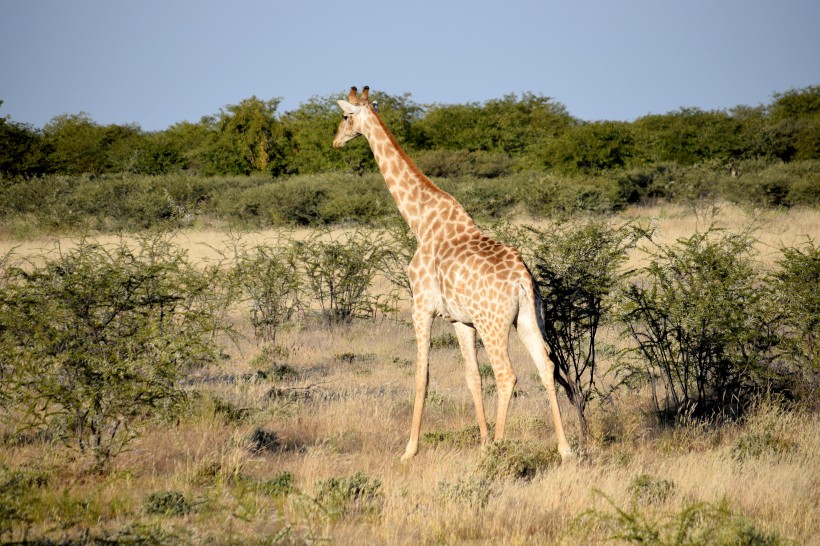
[361,107,473,241]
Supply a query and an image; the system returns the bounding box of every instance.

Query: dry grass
[2,204,819,545]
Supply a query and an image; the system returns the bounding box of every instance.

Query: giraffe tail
[520,276,573,395]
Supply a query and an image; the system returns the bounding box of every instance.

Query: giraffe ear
[337,100,361,116]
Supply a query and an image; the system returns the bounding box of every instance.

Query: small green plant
[311,471,383,521]
[430,331,459,349]
[294,230,393,324]
[628,474,676,504]
[255,471,296,497]
[335,351,375,364]
[476,440,561,481]
[731,431,796,462]
[143,490,194,517]
[437,477,494,511]
[566,493,784,545]
[0,465,49,541]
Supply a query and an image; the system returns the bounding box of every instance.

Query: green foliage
[0,234,222,468]
[143,490,195,516]
[2,86,820,185]
[539,121,636,173]
[311,471,383,521]
[526,219,647,448]
[254,471,296,497]
[0,102,46,177]
[568,494,784,546]
[0,465,49,540]
[619,229,777,420]
[228,235,301,342]
[769,239,820,406]
[430,331,460,349]
[418,93,572,156]
[476,440,561,481]
[628,474,676,505]
[437,477,494,511]
[294,230,393,324]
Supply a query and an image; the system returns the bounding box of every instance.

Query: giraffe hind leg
[514,290,574,461]
[453,322,489,445]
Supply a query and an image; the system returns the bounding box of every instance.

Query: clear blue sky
[2,0,818,131]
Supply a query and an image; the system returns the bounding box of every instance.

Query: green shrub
[255,471,296,497]
[229,235,301,343]
[430,331,459,349]
[311,471,383,521]
[528,218,646,450]
[437,477,494,511]
[476,440,561,481]
[0,234,222,469]
[143,490,194,516]
[769,239,820,407]
[628,474,676,504]
[294,230,392,324]
[567,495,784,546]
[0,465,49,540]
[619,228,777,420]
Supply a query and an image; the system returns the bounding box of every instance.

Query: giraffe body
[334,87,573,462]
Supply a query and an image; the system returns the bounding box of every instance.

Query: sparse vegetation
[1,82,819,546]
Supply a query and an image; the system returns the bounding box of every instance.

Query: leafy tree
[41,113,108,174]
[207,96,286,175]
[526,219,646,450]
[768,86,820,160]
[618,229,777,421]
[0,235,222,469]
[0,102,46,177]
[539,121,636,173]
[280,95,369,174]
[294,230,392,324]
[769,239,820,407]
[418,93,572,157]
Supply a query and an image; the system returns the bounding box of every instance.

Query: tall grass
[0,206,818,544]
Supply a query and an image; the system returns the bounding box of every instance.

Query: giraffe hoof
[559,448,576,464]
[400,446,418,462]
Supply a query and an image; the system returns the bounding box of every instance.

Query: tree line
[1,86,818,178]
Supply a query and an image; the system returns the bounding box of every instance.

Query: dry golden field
[1,203,819,545]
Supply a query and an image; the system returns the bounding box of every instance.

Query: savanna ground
[1,203,819,545]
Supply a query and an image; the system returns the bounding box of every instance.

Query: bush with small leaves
[143,490,194,517]
[627,474,676,504]
[566,494,784,546]
[619,228,778,421]
[255,471,296,498]
[229,235,302,343]
[437,477,494,511]
[476,440,561,481]
[769,238,820,408]
[0,234,222,470]
[294,230,394,324]
[311,471,383,521]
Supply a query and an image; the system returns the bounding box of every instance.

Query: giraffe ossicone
[334,86,574,463]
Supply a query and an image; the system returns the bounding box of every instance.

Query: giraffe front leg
[401,308,433,462]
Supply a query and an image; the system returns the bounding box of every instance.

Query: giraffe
[333,86,574,462]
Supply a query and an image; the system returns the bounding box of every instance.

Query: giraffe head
[333,85,374,148]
